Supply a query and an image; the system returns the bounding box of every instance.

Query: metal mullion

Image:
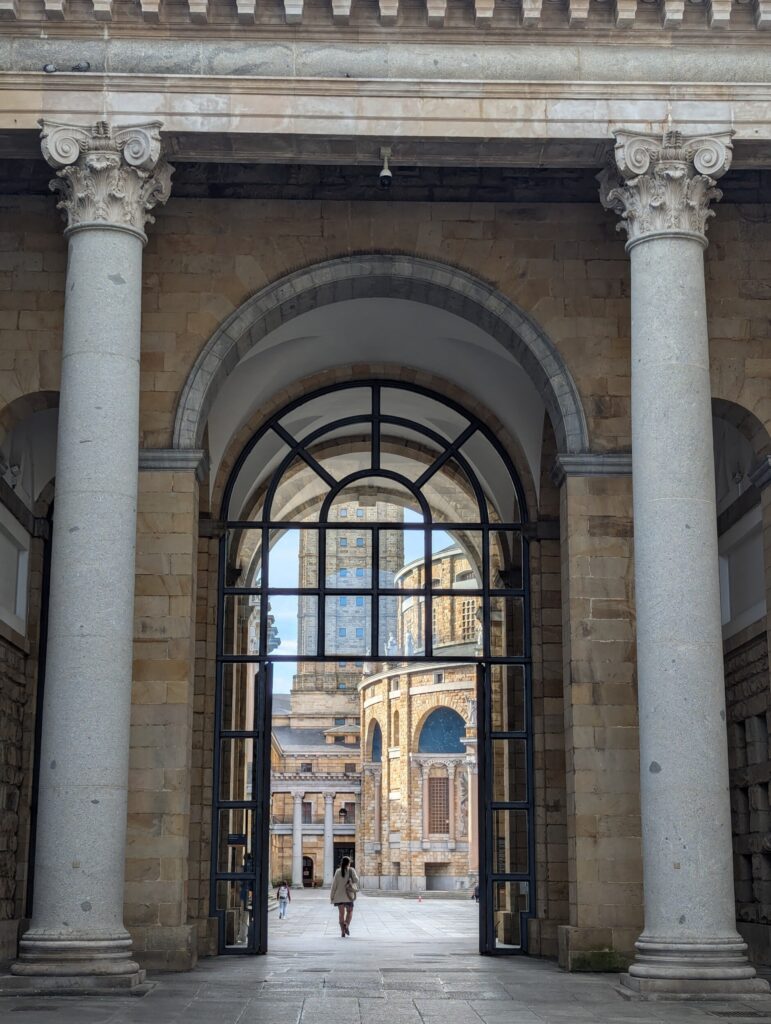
[477,662,490,954]
[230,520,527,532]
[423,527,433,658]
[220,730,260,739]
[272,420,338,489]
[210,532,227,924]
[371,524,380,660]
[259,525,269,657]
[317,527,327,657]
[482,528,491,660]
[414,422,477,490]
[219,653,531,664]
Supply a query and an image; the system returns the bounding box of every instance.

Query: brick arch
[172,254,589,457]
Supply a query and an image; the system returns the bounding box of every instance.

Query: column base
[621,936,771,1000]
[9,931,147,994]
[0,973,151,997]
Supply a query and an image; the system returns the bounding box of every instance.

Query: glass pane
[269,529,316,589]
[490,531,523,590]
[331,479,419,519]
[216,809,254,873]
[324,595,371,656]
[460,432,520,523]
[492,739,528,803]
[279,387,371,439]
[268,595,317,657]
[431,530,482,589]
[226,430,290,522]
[222,594,261,656]
[324,528,372,586]
[379,427,444,483]
[266,455,329,522]
[491,665,526,734]
[422,457,482,523]
[381,387,469,444]
[432,594,482,656]
[312,443,372,481]
[227,528,262,587]
[380,594,422,657]
[493,880,529,949]
[219,738,255,802]
[492,809,529,874]
[221,663,257,731]
[489,597,525,657]
[216,880,255,950]
[293,659,362,694]
[383,529,425,591]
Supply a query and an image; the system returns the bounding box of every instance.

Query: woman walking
[330,856,359,937]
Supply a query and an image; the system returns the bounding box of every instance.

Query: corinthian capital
[599,129,733,249]
[39,119,173,241]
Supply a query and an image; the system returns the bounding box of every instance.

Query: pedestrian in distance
[330,856,359,937]
[276,879,291,919]
[472,882,479,903]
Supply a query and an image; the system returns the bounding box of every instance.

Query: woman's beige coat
[329,866,360,905]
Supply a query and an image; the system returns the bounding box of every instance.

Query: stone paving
[1,891,771,1024]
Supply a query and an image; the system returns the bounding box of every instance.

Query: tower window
[339,508,348,518]
[356,509,364,518]
[338,627,347,637]
[355,627,364,638]
[356,537,365,547]
[339,568,348,577]
[355,568,364,578]
[339,537,348,547]
[355,596,364,607]
[339,596,348,607]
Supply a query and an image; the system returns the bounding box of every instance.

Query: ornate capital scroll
[598,129,733,250]
[39,119,173,241]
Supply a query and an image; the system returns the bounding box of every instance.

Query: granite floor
[1,891,770,1024]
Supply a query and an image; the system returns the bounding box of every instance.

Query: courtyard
[2,892,771,1024]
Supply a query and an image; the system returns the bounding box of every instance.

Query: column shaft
[467,766,479,874]
[292,794,304,889]
[323,794,334,886]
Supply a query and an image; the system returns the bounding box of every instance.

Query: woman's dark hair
[340,855,350,878]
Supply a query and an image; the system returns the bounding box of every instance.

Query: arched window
[418,707,466,754]
[371,721,382,763]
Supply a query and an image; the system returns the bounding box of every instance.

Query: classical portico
[0,0,770,992]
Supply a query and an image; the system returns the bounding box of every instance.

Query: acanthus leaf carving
[598,128,733,248]
[39,119,173,240]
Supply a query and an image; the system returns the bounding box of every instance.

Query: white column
[601,129,767,998]
[12,121,171,992]
[323,793,335,886]
[467,762,479,874]
[291,792,304,889]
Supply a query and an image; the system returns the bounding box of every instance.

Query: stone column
[323,793,335,886]
[420,763,430,848]
[447,762,456,850]
[601,129,767,998]
[467,762,479,874]
[291,792,304,889]
[11,121,171,992]
[373,767,382,848]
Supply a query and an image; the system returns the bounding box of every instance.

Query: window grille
[429,776,450,834]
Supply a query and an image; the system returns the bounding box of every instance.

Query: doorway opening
[212,381,532,956]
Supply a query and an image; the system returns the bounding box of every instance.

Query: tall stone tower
[290,500,404,724]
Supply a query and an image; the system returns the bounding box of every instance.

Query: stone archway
[172,255,589,458]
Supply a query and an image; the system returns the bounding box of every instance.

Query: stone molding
[412,753,465,774]
[551,452,632,487]
[599,129,733,250]
[139,448,208,480]
[749,455,771,491]
[39,119,173,242]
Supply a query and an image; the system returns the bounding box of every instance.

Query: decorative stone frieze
[39,120,173,242]
[599,129,733,249]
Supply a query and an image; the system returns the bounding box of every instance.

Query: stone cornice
[551,452,633,487]
[39,119,173,241]
[139,448,208,480]
[599,128,733,249]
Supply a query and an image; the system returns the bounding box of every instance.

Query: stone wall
[558,473,641,971]
[725,617,771,966]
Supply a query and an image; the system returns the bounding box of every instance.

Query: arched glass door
[213,381,533,955]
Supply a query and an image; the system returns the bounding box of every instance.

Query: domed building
[359,544,482,893]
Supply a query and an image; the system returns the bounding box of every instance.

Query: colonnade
[9,118,767,998]
[285,788,359,889]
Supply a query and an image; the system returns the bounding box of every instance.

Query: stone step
[361,888,474,900]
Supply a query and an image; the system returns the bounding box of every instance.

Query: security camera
[379,147,392,190]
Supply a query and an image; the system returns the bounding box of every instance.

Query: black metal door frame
[210,380,535,955]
